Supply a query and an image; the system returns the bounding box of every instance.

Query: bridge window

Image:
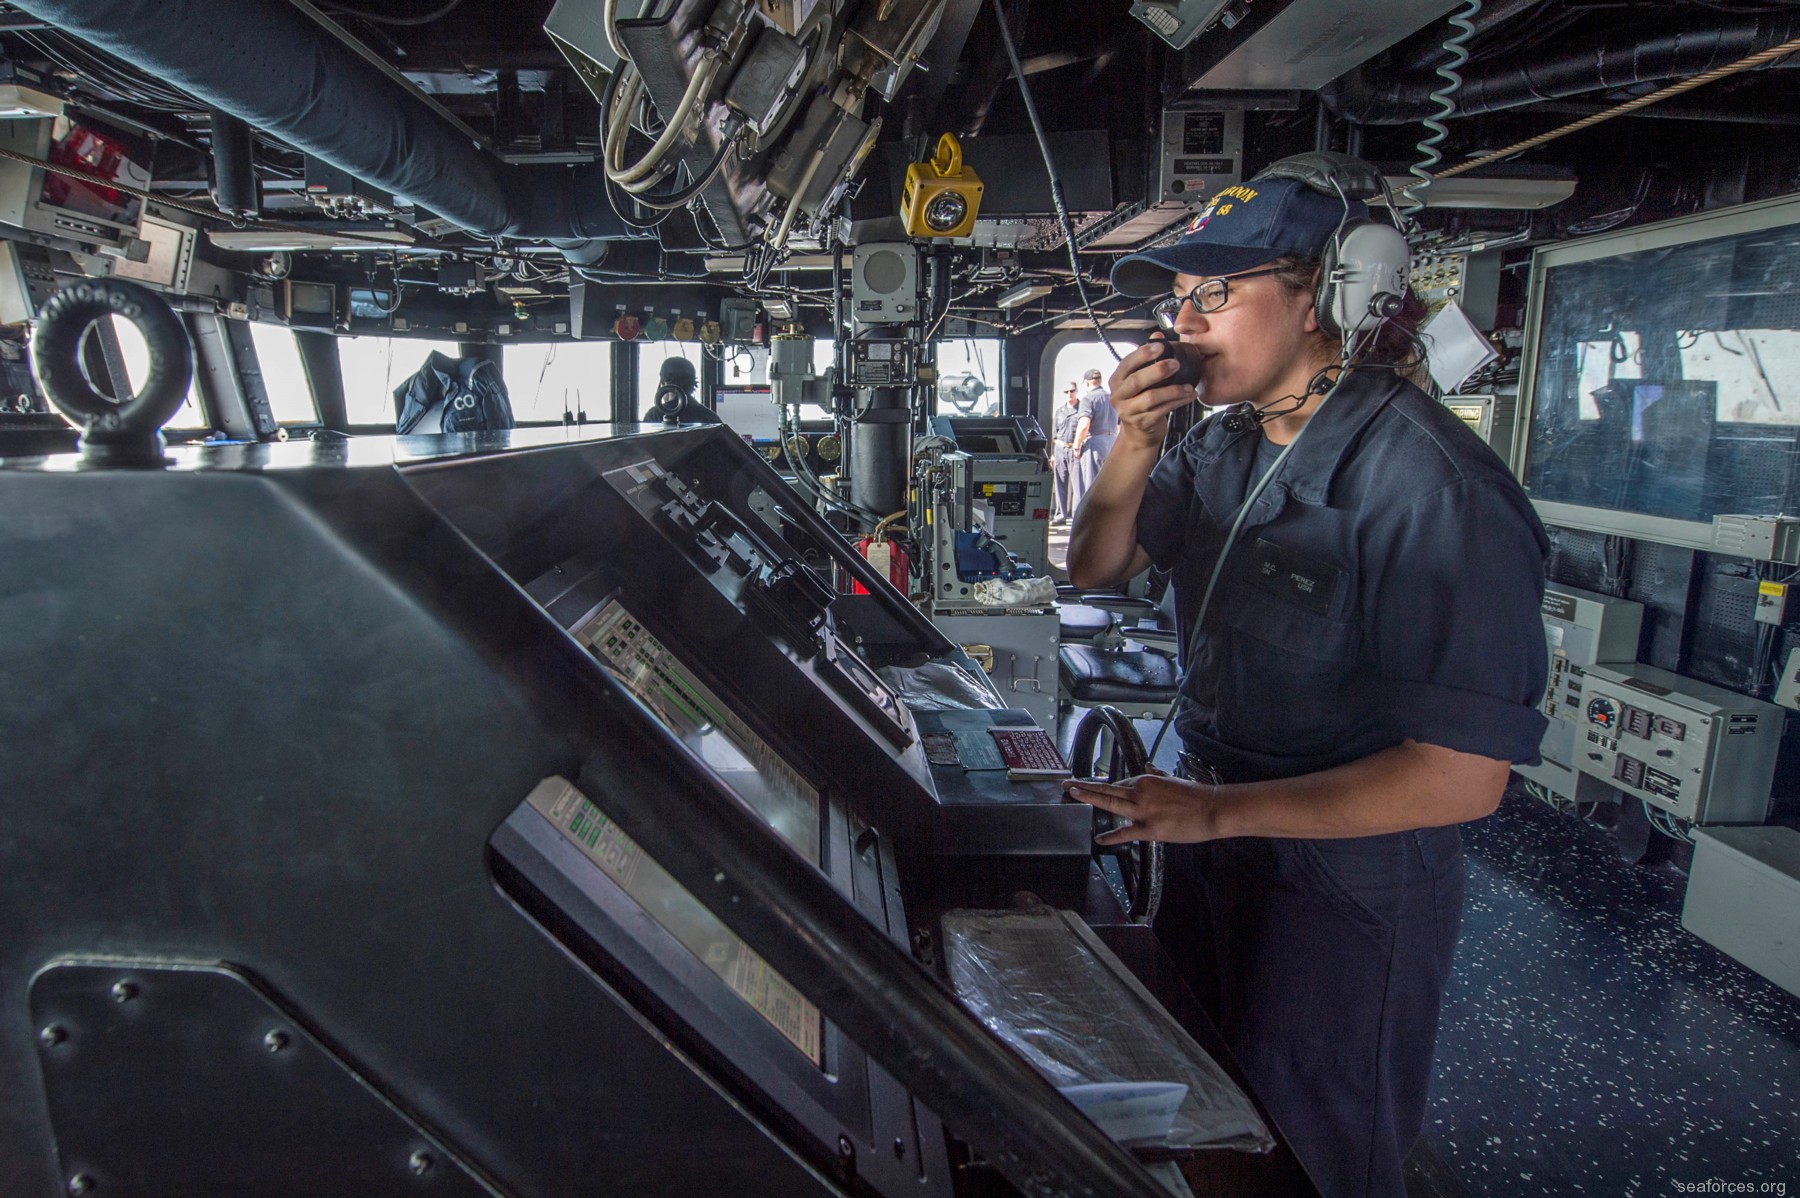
[935,338,1003,415]
[110,314,205,428]
[336,336,463,426]
[505,342,612,424]
[247,323,318,425]
[636,340,705,418]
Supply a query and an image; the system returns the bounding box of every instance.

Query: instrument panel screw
[409,1151,434,1177]
[39,1025,67,1048]
[110,981,137,1003]
[263,1030,290,1053]
[67,1175,95,1195]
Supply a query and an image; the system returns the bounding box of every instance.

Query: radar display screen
[527,777,823,1065]
[573,599,821,867]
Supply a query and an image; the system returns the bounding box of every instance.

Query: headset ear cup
[1315,233,1342,339]
[1329,220,1412,338]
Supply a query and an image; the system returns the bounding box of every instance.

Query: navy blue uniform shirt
[1136,367,1549,784]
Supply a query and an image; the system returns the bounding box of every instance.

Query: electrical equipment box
[929,609,1061,731]
[1776,646,1800,711]
[1441,392,1518,467]
[1572,662,1782,824]
[851,243,920,324]
[1156,109,1244,204]
[846,336,917,386]
[1712,515,1800,565]
[1409,248,1502,331]
[1683,825,1800,998]
[1515,584,1643,807]
[969,460,1051,577]
[720,296,759,344]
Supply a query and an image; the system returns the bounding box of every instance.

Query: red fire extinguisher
[852,537,911,596]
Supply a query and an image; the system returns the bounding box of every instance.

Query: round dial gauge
[1586,697,1618,730]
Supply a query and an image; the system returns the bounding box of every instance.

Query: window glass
[505,342,612,424]
[247,323,317,424]
[110,314,206,428]
[636,340,705,418]
[336,336,463,426]
[935,338,1004,415]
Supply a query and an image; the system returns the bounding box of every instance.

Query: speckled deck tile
[1423,789,1800,1197]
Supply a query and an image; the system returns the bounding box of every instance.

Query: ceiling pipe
[1323,15,1800,124]
[9,0,642,244]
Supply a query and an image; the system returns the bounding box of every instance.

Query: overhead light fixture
[996,282,1054,309]
[0,83,63,120]
[763,298,796,321]
[1376,173,1576,211]
[208,226,417,253]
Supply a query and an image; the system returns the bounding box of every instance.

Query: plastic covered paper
[876,660,1003,712]
[943,906,1273,1154]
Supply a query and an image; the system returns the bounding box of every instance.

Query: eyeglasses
[1151,266,1287,331]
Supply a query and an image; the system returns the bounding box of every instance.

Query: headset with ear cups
[1249,151,1413,344]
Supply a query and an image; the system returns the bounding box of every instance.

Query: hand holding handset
[1106,332,1206,441]
[1141,332,1206,387]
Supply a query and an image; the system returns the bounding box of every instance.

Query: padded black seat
[1077,593,1157,615]
[1058,603,1114,642]
[1057,644,1181,705]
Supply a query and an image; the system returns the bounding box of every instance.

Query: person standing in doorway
[1050,382,1081,524]
[1069,367,1118,517]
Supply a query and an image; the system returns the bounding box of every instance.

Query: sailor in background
[644,357,718,424]
[1069,367,1118,516]
[1051,382,1081,525]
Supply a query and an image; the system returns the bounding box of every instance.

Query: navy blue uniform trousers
[1156,826,1465,1198]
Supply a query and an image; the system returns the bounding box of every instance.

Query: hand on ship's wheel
[1067,706,1164,925]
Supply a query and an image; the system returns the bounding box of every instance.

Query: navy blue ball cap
[1109,176,1368,297]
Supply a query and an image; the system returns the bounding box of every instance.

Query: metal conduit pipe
[1324,15,1800,124]
[10,0,643,244]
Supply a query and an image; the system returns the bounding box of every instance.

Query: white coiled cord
[1402,0,1479,215]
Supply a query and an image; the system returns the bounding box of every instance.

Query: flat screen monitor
[931,415,1044,456]
[1517,193,1800,548]
[565,597,825,1063]
[714,386,778,439]
[572,598,821,865]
